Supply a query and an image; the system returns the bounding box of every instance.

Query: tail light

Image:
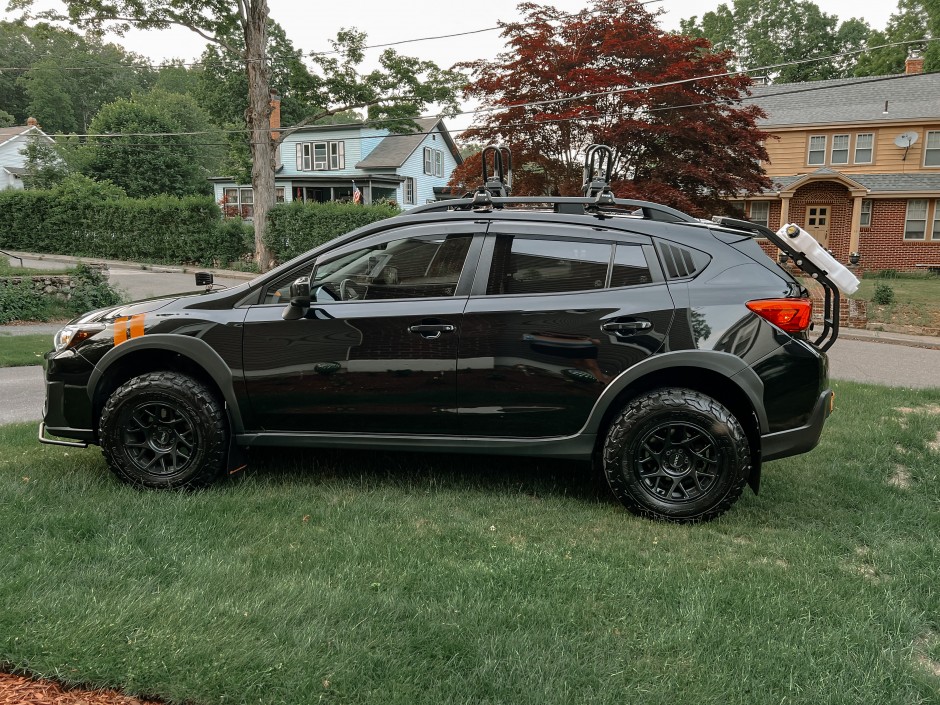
[746,298,813,333]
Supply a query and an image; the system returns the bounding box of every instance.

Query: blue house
[211,116,462,217]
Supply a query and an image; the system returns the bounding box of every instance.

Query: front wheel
[99,371,228,489]
[602,388,750,523]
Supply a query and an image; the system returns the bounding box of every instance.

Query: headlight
[53,323,106,352]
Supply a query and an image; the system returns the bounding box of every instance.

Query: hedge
[264,201,401,262]
[0,190,399,268]
[0,190,252,266]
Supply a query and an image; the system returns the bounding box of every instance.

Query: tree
[680,0,872,82]
[79,90,222,198]
[451,0,770,216]
[21,132,70,189]
[0,110,14,128]
[853,0,934,76]
[13,1,463,270]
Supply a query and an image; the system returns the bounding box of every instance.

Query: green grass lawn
[0,334,51,367]
[1,381,939,704]
[0,259,70,277]
[851,273,940,330]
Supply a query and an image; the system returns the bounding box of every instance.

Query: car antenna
[582,144,616,208]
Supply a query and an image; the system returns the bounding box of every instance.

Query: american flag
[352,182,362,204]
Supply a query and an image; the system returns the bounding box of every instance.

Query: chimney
[26,116,38,127]
[269,91,281,142]
[906,51,924,75]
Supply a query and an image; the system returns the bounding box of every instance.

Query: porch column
[849,195,863,256]
[777,195,792,260]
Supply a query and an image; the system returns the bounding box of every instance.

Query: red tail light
[746,298,813,333]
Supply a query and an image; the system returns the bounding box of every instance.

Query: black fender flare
[87,334,246,434]
[580,349,769,436]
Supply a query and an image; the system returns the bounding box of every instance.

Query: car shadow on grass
[242,446,614,506]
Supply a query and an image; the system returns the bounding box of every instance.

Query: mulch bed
[0,673,161,705]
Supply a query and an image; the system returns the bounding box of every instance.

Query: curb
[841,327,940,350]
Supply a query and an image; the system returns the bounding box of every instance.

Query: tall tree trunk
[243,0,275,271]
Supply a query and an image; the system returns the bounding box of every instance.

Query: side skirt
[236,431,597,461]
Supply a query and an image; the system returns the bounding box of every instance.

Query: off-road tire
[603,388,749,523]
[100,371,227,489]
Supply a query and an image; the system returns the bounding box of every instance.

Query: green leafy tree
[0,110,14,128]
[79,90,222,198]
[853,0,935,75]
[12,0,464,271]
[452,0,770,215]
[20,132,69,189]
[680,0,872,81]
[7,23,155,133]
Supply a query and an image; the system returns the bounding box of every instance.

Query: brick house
[740,55,940,272]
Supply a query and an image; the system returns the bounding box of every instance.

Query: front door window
[805,205,830,248]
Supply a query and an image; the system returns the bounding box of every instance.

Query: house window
[933,201,940,239]
[831,134,849,165]
[860,199,872,227]
[749,201,769,227]
[403,177,415,205]
[295,141,345,171]
[423,147,444,177]
[925,131,940,167]
[854,133,873,164]
[222,187,284,219]
[905,199,928,240]
[808,135,826,166]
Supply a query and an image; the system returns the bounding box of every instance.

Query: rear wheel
[603,388,750,522]
[100,371,227,489]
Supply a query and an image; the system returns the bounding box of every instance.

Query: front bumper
[40,350,97,447]
[760,389,833,462]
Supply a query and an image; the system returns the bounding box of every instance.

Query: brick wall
[746,183,940,272]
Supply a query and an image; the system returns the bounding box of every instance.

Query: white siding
[395,127,460,209]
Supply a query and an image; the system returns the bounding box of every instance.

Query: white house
[0,118,54,190]
[210,111,463,217]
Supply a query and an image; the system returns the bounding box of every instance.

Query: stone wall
[0,275,79,300]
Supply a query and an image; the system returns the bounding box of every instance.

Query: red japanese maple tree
[451,0,771,215]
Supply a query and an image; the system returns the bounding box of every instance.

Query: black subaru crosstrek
[40,148,846,522]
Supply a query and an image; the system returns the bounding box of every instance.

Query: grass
[851,272,940,330]
[1,381,939,704]
[0,334,52,367]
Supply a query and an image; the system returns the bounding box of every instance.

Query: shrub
[0,281,52,324]
[872,282,895,306]
[0,186,251,267]
[264,201,401,263]
[66,264,123,315]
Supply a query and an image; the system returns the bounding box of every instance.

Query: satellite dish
[894,131,919,148]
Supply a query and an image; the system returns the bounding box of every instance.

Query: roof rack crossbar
[406,196,698,222]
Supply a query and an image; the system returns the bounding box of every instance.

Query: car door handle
[601,320,652,334]
[408,323,456,340]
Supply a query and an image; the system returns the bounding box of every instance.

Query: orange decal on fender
[114,317,129,346]
[129,314,145,339]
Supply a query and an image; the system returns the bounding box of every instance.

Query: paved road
[14,255,249,301]
[0,366,45,424]
[826,338,940,389]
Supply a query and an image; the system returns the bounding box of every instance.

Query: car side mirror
[281,278,311,320]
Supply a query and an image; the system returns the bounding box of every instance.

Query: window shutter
[296,143,303,171]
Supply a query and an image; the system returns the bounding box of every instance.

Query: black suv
[40,148,843,522]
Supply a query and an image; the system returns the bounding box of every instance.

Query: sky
[3,0,902,132]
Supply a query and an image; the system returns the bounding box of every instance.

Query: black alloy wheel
[100,371,228,488]
[603,388,750,523]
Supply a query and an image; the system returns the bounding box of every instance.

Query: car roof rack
[411,143,695,221]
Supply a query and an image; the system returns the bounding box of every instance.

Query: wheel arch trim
[87,335,245,434]
[581,350,768,436]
